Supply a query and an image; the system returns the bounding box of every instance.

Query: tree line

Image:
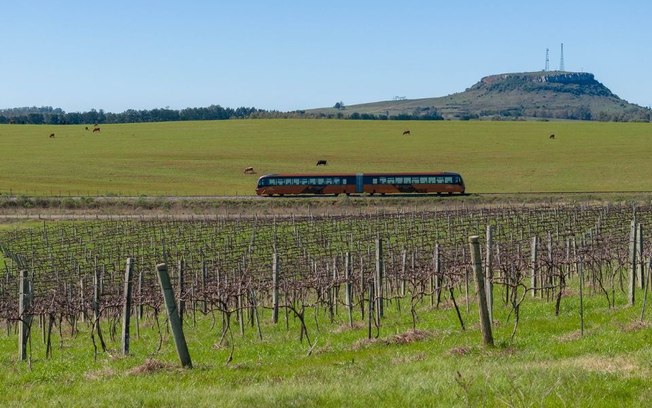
[2,104,648,124]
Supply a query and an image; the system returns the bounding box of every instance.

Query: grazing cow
[403,130,411,135]
[92,127,101,133]
[85,126,89,131]
[549,134,555,139]
[316,160,327,166]
[49,133,55,138]
[243,167,256,174]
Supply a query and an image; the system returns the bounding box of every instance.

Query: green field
[1,120,651,196]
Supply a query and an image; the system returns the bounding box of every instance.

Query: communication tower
[559,43,565,71]
[544,48,549,71]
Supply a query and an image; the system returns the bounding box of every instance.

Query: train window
[436,177,444,183]
[317,178,325,184]
[342,179,347,185]
[445,177,453,183]
[333,178,340,185]
[270,179,277,186]
[379,177,386,184]
[309,178,316,184]
[419,177,427,184]
[292,178,300,185]
[372,178,378,184]
[387,177,395,184]
[428,177,436,183]
[325,178,332,185]
[395,177,403,184]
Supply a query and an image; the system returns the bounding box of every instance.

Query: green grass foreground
[2,287,652,407]
[1,120,651,196]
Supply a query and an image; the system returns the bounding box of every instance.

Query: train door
[356,173,364,193]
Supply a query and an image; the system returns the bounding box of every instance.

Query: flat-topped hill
[308,71,651,121]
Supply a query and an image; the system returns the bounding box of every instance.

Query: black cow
[316,160,327,166]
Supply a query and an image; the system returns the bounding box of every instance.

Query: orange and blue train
[255,172,465,196]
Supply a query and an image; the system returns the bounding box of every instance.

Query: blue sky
[2,0,650,113]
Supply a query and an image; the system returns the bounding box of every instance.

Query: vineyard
[1,202,650,371]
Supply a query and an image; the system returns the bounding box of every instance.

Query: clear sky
[2,0,650,113]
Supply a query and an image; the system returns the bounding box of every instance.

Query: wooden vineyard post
[637,223,644,289]
[272,252,279,324]
[530,236,538,298]
[93,267,107,353]
[121,258,134,356]
[345,251,353,327]
[156,263,192,368]
[469,236,494,347]
[375,238,384,320]
[628,220,637,306]
[485,225,494,322]
[18,269,32,361]
[434,244,442,308]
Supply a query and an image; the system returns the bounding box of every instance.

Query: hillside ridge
[309,71,650,121]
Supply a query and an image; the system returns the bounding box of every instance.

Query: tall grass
[1,282,651,407]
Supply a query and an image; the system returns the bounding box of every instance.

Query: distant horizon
[2,1,650,112]
[3,68,648,115]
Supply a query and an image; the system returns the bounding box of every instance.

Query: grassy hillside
[308,71,651,121]
[1,120,651,196]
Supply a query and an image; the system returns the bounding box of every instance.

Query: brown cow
[244,167,256,174]
[316,160,327,166]
[49,133,55,138]
[403,130,411,135]
[92,127,101,133]
[549,134,555,139]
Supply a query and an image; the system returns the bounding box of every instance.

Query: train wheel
[345,193,350,196]
[448,192,452,195]
[334,193,339,197]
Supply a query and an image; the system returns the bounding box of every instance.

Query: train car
[255,172,465,196]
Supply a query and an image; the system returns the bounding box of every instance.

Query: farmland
[1,119,652,406]
[1,120,651,196]
[1,202,652,406]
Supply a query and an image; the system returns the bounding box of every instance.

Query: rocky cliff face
[470,71,615,97]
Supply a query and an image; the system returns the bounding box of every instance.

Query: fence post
[637,223,644,289]
[272,252,279,324]
[121,258,134,356]
[18,269,32,361]
[469,236,493,347]
[530,236,538,298]
[629,220,637,306]
[485,225,494,322]
[375,238,384,320]
[156,263,192,368]
[345,251,353,327]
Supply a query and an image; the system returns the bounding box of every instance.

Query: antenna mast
[545,48,550,71]
[559,43,565,71]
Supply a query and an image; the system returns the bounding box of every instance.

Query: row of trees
[2,104,649,124]
[0,105,263,125]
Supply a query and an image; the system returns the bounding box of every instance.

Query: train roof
[258,171,461,178]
